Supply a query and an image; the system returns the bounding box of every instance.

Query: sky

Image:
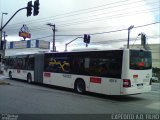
[0,0,160,51]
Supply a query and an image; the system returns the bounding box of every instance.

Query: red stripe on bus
[90,77,101,83]
[133,74,138,78]
[44,72,51,77]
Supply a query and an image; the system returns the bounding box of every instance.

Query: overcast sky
[0,0,160,51]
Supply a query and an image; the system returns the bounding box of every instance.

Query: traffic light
[87,35,90,43]
[84,34,87,43]
[83,34,90,44]
[27,1,32,17]
[33,0,40,16]
[141,34,146,46]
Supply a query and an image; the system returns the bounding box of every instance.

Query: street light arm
[128,25,134,30]
[66,37,82,45]
[65,37,83,51]
[0,7,27,31]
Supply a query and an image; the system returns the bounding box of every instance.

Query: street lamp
[1,13,8,28]
[127,25,134,49]
[0,12,8,50]
[46,23,56,52]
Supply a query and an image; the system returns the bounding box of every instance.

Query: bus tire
[9,71,12,79]
[74,79,86,94]
[27,73,32,84]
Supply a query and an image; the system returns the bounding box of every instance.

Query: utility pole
[139,32,148,49]
[46,23,56,51]
[3,31,7,57]
[0,13,8,51]
[127,25,134,49]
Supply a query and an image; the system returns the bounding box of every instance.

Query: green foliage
[152,67,160,80]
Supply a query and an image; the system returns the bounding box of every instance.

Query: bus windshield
[130,50,152,70]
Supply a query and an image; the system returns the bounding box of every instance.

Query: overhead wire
[29,4,158,31]
[6,0,135,27]
[29,22,160,41]
[3,0,159,43]
[58,8,158,28]
[5,5,158,32]
[89,22,160,35]
[6,0,152,29]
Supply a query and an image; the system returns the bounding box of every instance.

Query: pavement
[151,82,160,92]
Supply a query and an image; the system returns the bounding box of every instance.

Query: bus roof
[5,48,150,57]
[46,48,150,54]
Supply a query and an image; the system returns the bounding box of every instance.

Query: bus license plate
[137,84,143,89]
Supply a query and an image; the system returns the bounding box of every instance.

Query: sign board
[7,40,50,49]
[19,24,31,39]
[19,32,31,38]
[39,40,49,49]
[30,40,36,48]
[14,41,27,49]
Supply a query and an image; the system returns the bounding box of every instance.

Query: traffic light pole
[0,7,27,58]
[0,7,26,31]
[65,37,82,51]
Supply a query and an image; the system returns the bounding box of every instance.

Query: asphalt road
[0,75,160,114]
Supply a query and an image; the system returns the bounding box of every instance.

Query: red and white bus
[3,48,152,95]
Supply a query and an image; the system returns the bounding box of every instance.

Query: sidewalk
[151,83,160,92]
[0,74,9,85]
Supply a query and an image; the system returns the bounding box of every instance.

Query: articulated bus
[3,49,152,95]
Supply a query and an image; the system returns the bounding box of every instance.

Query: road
[0,75,160,115]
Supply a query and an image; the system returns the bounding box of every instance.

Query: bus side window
[70,59,76,74]
[69,57,84,74]
[13,59,17,69]
[63,61,70,73]
[27,57,34,70]
[45,56,70,73]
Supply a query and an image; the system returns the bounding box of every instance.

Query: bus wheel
[9,71,12,79]
[27,73,32,83]
[74,79,86,94]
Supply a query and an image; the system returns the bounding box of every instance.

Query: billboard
[7,40,50,49]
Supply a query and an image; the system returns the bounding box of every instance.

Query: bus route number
[109,79,117,83]
[62,74,71,78]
